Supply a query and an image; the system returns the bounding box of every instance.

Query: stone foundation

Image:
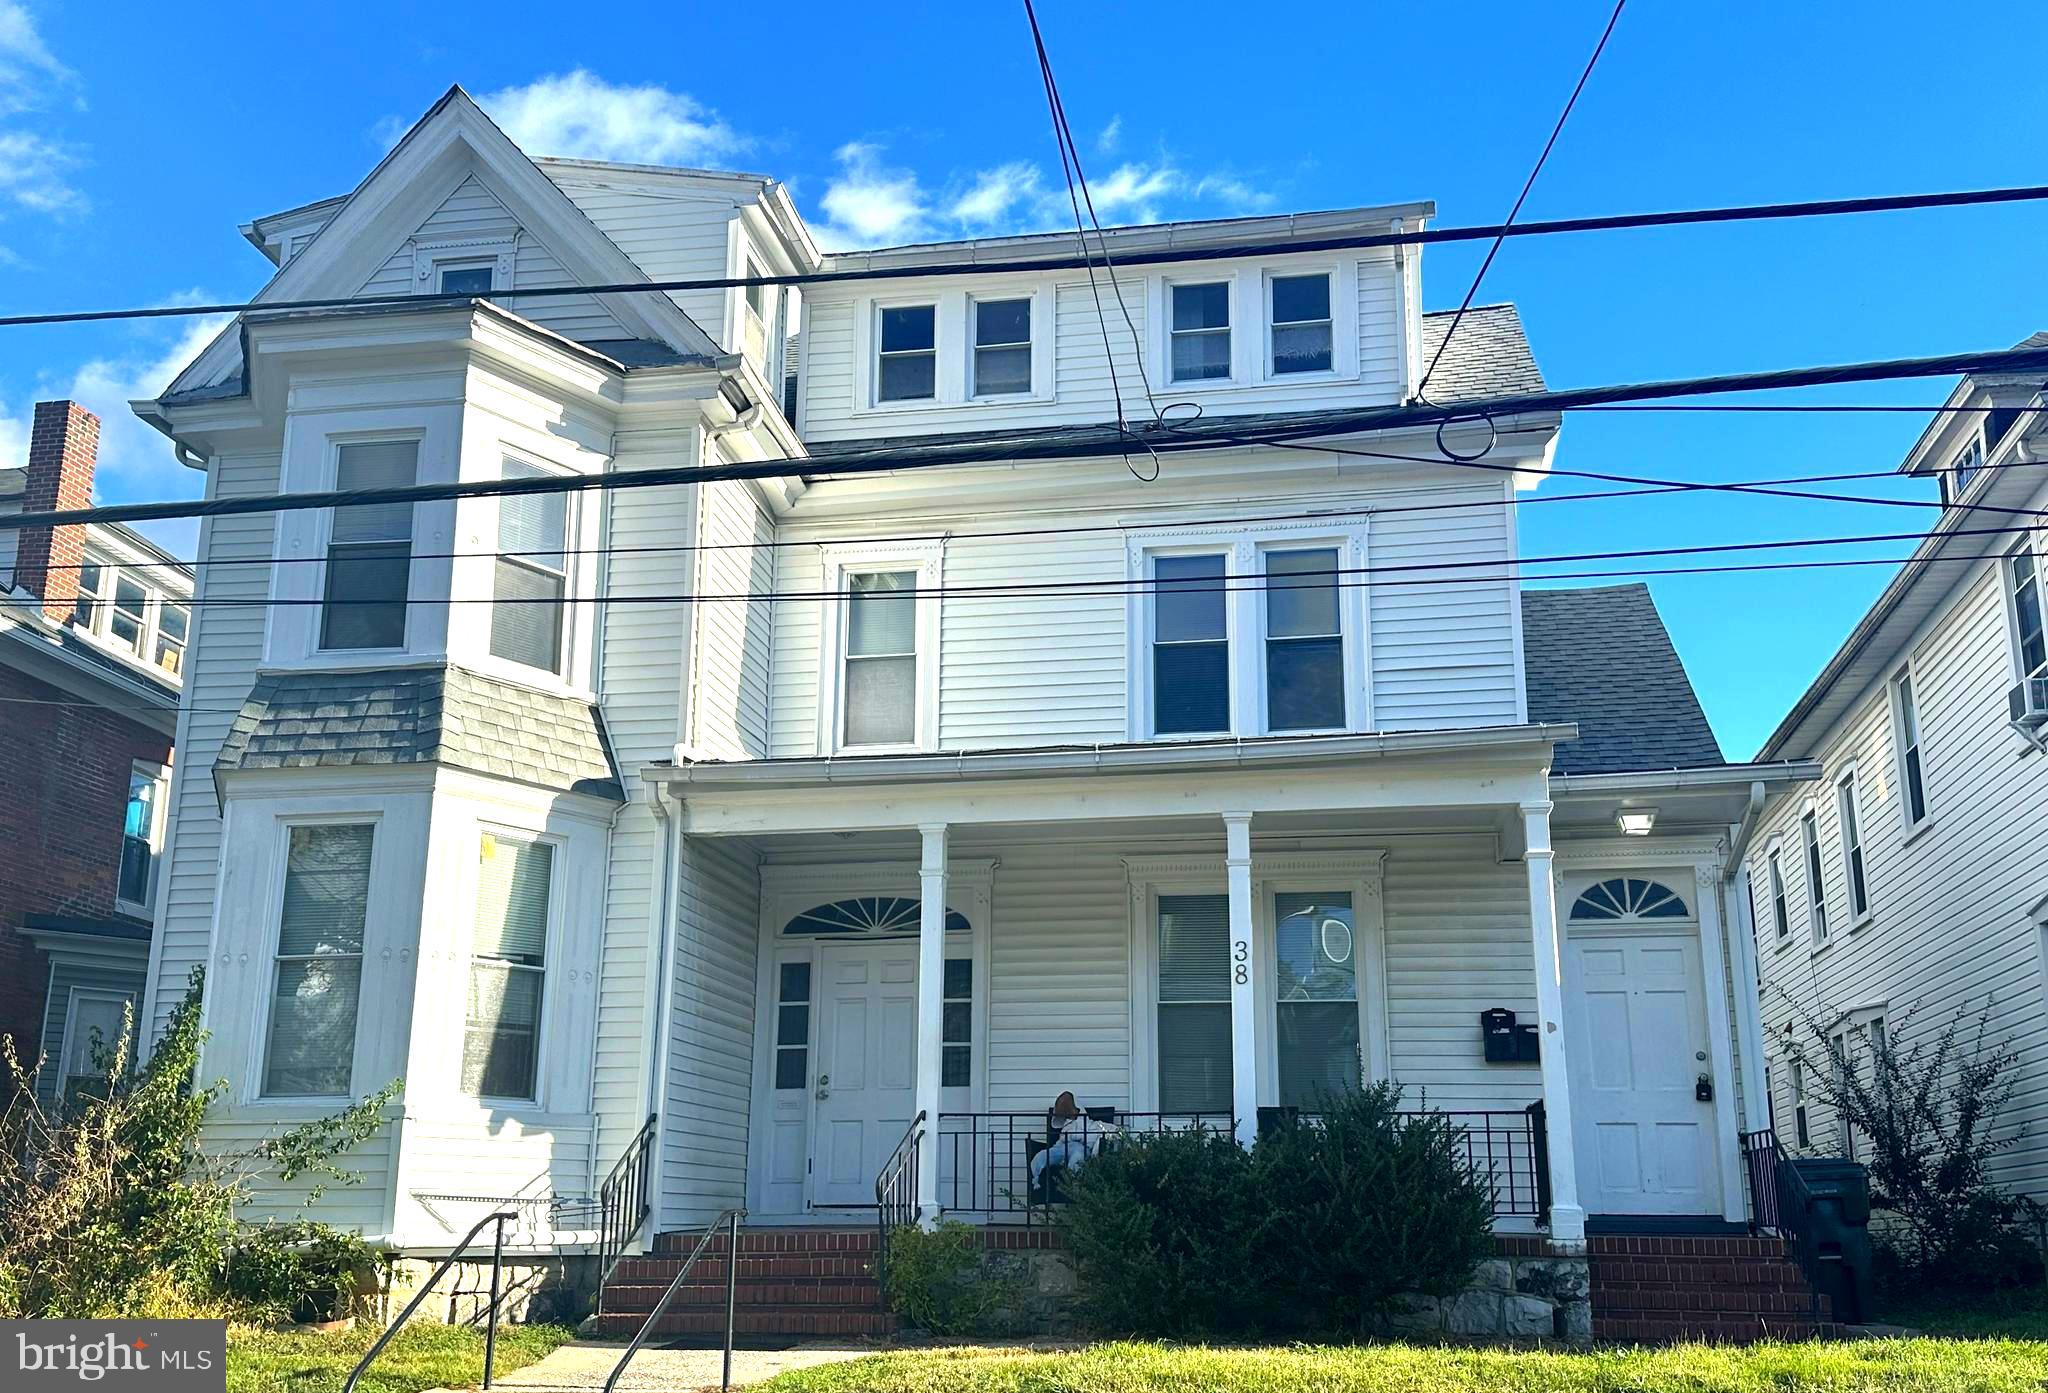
[375,1252,598,1326]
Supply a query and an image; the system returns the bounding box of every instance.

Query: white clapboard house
[1745,349,2048,1201]
[130,88,1823,1330]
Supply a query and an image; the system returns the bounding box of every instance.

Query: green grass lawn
[759,1338,2048,1393]
[227,1320,576,1393]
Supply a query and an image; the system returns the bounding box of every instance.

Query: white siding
[689,479,774,760]
[548,176,740,347]
[1750,558,2048,1199]
[1370,492,1520,729]
[768,542,822,756]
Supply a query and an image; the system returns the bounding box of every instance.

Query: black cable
[1417,0,1627,399]
[10,338,2048,536]
[8,182,2048,329]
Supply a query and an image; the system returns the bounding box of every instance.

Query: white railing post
[1521,800,1586,1244]
[915,822,948,1224]
[1223,812,1259,1149]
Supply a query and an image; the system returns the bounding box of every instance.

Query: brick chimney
[15,399,100,624]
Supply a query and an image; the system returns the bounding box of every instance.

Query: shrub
[225,1222,379,1324]
[0,968,397,1320]
[880,1221,1022,1335]
[1775,994,2044,1293]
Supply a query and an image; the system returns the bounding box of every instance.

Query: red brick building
[1,400,189,1104]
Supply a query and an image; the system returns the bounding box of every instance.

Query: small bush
[224,1221,378,1324]
[880,1221,1021,1335]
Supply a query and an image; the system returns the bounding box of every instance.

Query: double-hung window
[263,824,372,1098]
[1274,892,1360,1106]
[489,459,569,675]
[116,763,164,912]
[1169,282,1231,382]
[972,298,1032,396]
[1837,774,1868,920]
[108,576,149,656]
[154,601,188,675]
[1891,670,1928,825]
[2008,543,2047,681]
[1152,554,1230,735]
[876,305,937,403]
[1156,893,1232,1114]
[1269,273,1333,375]
[1801,810,1828,944]
[1265,548,1344,730]
[321,440,418,651]
[71,560,105,630]
[842,571,917,746]
[464,832,552,1101]
[1767,849,1790,942]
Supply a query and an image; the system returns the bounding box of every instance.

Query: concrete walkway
[464,1338,883,1391]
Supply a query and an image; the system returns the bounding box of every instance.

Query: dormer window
[972,298,1032,396]
[1170,283,1231,382]
[437,262,494,295]
[877,305,937,403]
[1949,435,1984,501]
[68,556,186,673]
[1269,273,1333,375]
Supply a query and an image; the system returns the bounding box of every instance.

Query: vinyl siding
[689,479,774,760]
[1369,491,1521,729]
[548,175,740,347]
[1750,556,2048,1199]
[661,836,759,1228]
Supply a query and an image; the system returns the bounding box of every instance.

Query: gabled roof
[1418,305,1545,401]
[1522,584,1725,776]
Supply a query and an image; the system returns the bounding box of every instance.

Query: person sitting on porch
[1027,1092,1123,1187]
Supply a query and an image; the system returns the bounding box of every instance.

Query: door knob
[815,1073,830,1100]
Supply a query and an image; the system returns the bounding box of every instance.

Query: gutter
[1548,760,1821,798]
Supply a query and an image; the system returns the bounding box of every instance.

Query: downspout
[1723,780,1772,1132]
[642,780,684,1237]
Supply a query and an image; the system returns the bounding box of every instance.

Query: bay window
[1152,554,1231,735]
[263,823,372,1097]
[321,440,417,651]
[489,459,569,674]
[1156,893,1232,1114]
[843,570,917,746]
[464,832,552,1101]
[1273,892,1360,1107]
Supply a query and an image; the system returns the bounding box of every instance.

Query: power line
[9,183,2048,330]
[1419,0,1627,398]
[10,338,2048,536]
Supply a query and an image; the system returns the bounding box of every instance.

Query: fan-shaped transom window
[782,896,969,936]
[1569,877,1691,922]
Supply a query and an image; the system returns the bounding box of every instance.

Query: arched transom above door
[782,895,971,937]
[1568,876,1692,923]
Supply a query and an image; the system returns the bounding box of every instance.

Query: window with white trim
[1890,669,1929,825]
[1152,554,1231,735]
[972,298,1032,396]
[1273,891,1360,1106]
[321,440,417,651]
[59,990,132,1110]
[1949,434,1984,500]
[70,560,105,631]
[2007,541,2047,681]
[263,824,372,1098]
[464,832,552,1101]
[68,555,187,675]
[1801,810,1828,944]
[1837,773,1868,921]
[773,961,810,1090]
[116,761,167,913]
[1156,893,1232,1114]
[1268,273,1333,375]
[842,570,918,746]
[437,262,493,295]
[876,304,937,403]
[108,574,149,656]
[489,459,570,674]
[1264,548,1343,730]
[154,601,188,675]
[942,958,973,1088]
[1169,282,1231,382]
[1767,848,1790,941]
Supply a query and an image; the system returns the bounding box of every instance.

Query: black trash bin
[1777,1157,1873,1324]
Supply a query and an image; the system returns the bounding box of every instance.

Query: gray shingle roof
[217,666,623,800]
[1521,584,1724,776]
[1418,304,1545,400]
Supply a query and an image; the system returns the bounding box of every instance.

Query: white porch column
[1521,800,1586,1244]
[1725,865,1772,1133]
[1223,812,1259,1148]
[915,822,948,1223]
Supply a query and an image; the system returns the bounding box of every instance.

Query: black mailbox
[1513,1023,1541,1063]
[1480,1008,1518,1063]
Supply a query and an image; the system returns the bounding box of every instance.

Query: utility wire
[8,183,2048,329]
[10,338,2048,536]
[1417,0,1627,398]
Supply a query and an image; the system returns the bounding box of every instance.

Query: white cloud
[818,142,929,247]
[947,162,1042,228]
[0,127,80,213]
[1084,163,1183,222]
[1094,115,1121,156]
[474,70,742,166]
[0,5,82,216]
[0,1,70,116]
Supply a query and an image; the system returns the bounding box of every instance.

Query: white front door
[809,940,919,1209]
[1564,932,1723,1215]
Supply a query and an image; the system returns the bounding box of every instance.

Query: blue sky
[0,1,2042,758]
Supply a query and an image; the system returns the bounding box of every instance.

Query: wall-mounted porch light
[1616,807,1658,836]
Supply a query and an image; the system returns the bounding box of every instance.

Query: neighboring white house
[130,87,1819,1261]
[1744,348,2048,1200]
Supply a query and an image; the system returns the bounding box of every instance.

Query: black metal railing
[594,1114,657,1297]
[874,1110,926,1282]
[1741,1128,1787,1235]
[605,1207,745,1393]
[1740,1127,1825,1321]
[345,1210,518,1393]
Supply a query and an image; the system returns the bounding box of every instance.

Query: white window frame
[967,293,1037,399]
[814,542,943,754]
[410,231,517,297]
[1157,272,1242,389]
[869,298,941,408]
[1946,432,1985,504]
[1263,266,1352,382]
[462,824,563,1107]
[253,814,381,1103]
[2003,537,2048,685]
[114,758,171,920]
[1765,843,1791,945]
[58,987,135,1102]
[68,554,185,677]
[1799,806,1829,946]
[1125,521,1369,741]
[1888,665,1931,832]
[315,432,425,657]
[848,286,1055,415]
[484,454,575,679]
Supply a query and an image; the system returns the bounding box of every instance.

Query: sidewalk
[454,1338,879,1391]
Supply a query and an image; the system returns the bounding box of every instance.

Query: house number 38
[1233,940,1249,984]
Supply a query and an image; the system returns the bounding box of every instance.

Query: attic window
[438,263,494,295]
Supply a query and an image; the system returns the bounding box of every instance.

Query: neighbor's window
[1891,670,1928,825]
[464,832,552,1100]
[263,824,372,1097]
[70,560,105,630]
[1950,434,1984,500]
[1157,893,1232,1114]
[117,763,163,910]
[1767,849,1790,941]
[108,575,149,656]
[1801,810,1828,944]
[1153,554,1230,735]
[1274,892,1360,1107]
[438,262,493,295]
[2008,543,2048,680]
[972,298,1032,396]
[1265,549,1343,730]
[1837,774,1868,920]
[489,459,569,674]
[876,304,937,402]
[773,961,811,1090]
[1169,282,1231,382]
[744,258,768,323]
[60,991,132,1111]
[942,958,972,1088]
[843,570,917,746]
[154,601,188,675]
[321,440,417,651]
[1269,273,1333,375]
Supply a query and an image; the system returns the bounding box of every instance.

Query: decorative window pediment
[1569,877,1690,922]
[782,896,969,937]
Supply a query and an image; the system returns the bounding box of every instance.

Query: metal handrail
[874,1110,925,1283]
[595,1113,658,1302]
[604,1207,745,1393]
[344,1209,518,1393]
[1740,1127,1827,1321]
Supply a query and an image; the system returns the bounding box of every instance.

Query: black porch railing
[1740,1127,1826,1321]
[875,1110,926,1281]
[594,1114,656,1301]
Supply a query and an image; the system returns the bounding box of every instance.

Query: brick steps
[1589,1235,1838,1343]
[601,1227,896,1340]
